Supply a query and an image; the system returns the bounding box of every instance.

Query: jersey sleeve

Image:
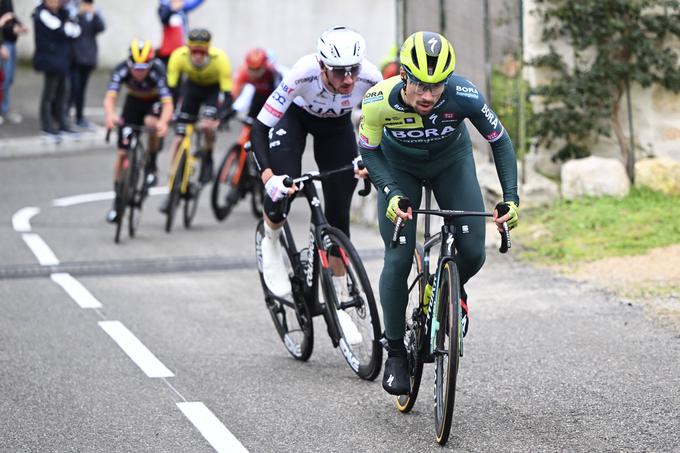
[106,63,127,96]
[152,61,173,102]
[358,85,386,149]
[166,49,183,89]
[255,63,300,127]
[457,80,505,143]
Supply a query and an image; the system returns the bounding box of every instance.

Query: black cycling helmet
[187,28,211,48]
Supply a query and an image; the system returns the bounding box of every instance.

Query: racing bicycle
[390,183,511,445]
[106,125,153,244]
[165,123,206,232]
[254,164,383,380]
[211,117,264,221]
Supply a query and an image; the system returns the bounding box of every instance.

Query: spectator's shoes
[382,356,410,395]
[75,118,91,129]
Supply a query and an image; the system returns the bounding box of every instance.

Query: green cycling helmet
[399,31,456,84]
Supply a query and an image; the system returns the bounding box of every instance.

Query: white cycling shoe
[262,224,292,297]
[332,276,363,345]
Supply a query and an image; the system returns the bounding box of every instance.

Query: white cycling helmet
[317,26,366,68]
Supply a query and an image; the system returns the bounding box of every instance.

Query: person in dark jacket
[0,0,27,124]
[69,0,104,128]
[33,0,81,136]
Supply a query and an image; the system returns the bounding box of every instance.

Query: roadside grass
[514,187,680,264]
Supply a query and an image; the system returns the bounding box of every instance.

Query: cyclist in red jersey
[232,48,283,121]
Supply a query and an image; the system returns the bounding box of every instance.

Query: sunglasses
[406,72,447,95]
[130,62,151,71]
[324,63,361,80]
[189,47,209,56]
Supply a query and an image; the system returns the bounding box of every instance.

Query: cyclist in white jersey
[251,26,382,298]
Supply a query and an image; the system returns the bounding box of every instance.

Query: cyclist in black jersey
[103,39,173,224]
[359,31,520,395]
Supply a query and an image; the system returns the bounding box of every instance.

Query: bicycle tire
[255,220,314,361]
[165,151,185,233]
[318,227,382,380]
[183,170,201,229]
[248,154,264,219]
[397,244,426,412]
[211,145,241,221]
[433,260,461,446]
[127,141,144,239]
[114,156,132,244]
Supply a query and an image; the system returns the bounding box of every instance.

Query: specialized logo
[428,37,439,53]
[481,104,499,129]
[429,113,438,124]
[386,374,395,386]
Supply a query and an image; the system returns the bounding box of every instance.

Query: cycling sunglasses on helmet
[323,63,361,80]
[405,71,447,95]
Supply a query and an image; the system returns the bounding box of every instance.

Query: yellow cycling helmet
[400,31,455,84]
[128,39,155,67]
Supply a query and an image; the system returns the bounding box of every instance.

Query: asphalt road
[1,136,679,452]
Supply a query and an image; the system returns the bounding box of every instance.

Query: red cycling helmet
[245,48,268,70]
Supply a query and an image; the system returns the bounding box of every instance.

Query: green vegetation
[514,188,680,263]
[490,65,533,160]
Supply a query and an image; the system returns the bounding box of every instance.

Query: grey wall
[14,0,397,69]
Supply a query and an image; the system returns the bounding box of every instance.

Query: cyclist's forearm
[251,118,271,174]
[159,99,174,123]
[103,93,116,117]
[359,145,403,201]
[490,133,519,205]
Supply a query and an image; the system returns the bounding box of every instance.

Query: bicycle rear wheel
[397,244,426,412]
[433,260,461,446]
[165,151,185,233]
[114,156,132,244]
[319,227,382,381]
[211,145,241,221]
[127,142,145,238]
[255,220,314,361]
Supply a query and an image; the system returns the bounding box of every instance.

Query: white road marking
[52,187,168,207]
[22,233,60,266]
[177,402,249,453]
[98,321,174,378]
[50,273,103,308]
[12,207,40,232]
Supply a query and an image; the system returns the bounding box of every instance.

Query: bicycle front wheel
[183,162,202,229]
[255,220,314,361]
[128,143,145,238]
[319,227,382,381]
[211,145,241,221]
[165,151,185,233]
[433,260,461,446]
[114,157,132,244]
[397,244,426,413]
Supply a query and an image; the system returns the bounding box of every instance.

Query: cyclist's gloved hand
[386,195,411,224]
[495,201,519,230]
[352,156,368,179]
[265,174,290,202]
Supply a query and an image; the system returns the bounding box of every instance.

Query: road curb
[0,125,110,159]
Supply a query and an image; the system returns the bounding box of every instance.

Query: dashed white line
[12,206,40,232]
[177,402,249,453]
[52,187,168,207]
[98,320,174,378]
[50,273,103,308]
[21,233,60,266]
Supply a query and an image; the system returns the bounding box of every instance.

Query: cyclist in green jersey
[359,31,520,395]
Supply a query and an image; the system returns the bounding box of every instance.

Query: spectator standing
[0,0,28,124]
[69,0,104,128]
[156,0,205,67]
[32,0,81,136]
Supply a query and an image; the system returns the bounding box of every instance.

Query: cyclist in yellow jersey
[160,28,233,212]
